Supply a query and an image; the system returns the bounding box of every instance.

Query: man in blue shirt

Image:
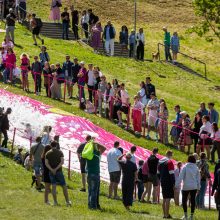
[103,21,116,56]
[129,29,135,57]
[208,102,219,124]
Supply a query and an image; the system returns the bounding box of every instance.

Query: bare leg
[51,184,58,204]
[141,182,148,201]
[82,173,86,189]
[162,199,166,217]
[113,183,119,198]
[152,186,158,203]
[109,182,113,198]
[147,182,152,202]
[32,34,37,44]
[174,189,180,206]
[206,145,211,160]
[44,183,51,203]
[36,176,41,188]
[117,111,122,124]
[62,185,70,203]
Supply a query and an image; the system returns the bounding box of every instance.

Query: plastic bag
[82,141,94,160]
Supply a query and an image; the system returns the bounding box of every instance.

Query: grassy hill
[0,153,218,220]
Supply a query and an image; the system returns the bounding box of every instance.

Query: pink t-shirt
[6,53,16,68]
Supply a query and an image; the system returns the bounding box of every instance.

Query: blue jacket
[209,109,219,124]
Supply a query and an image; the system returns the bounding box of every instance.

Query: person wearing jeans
[175,155,200,220]
[86,140,106,209]
[61,7,70,40]
[103,21,116,56]
[163,27,172,61]
[5,8,16,43]
[196,152,211,209]
[1,108,12,148]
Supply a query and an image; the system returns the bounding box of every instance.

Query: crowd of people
[2,119,220,219]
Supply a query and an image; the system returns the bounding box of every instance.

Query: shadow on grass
[129,210,150,215]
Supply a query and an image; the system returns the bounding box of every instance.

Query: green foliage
[191,0,220,40]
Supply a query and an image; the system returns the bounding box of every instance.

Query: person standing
[30,13,44,46]
[158,101,169,144]
[175,155,200,220]
[171,32,180,64]
[198,102,208,117]
[70,5,79,40]
[81,10,89,39]
[163,27,172,61]
[77,135,92,192]
[5,8,16,43]
[107,141,122,199]
[103,21,116,56]
[117,83,130,127]
[85,139,106,209]
[43,62,52,97]
[137,160,144,202]
[174,161,182,206]
[87,63,94,103]
[50,0,61,23]
[146,92,160,140]
[62,55,73,98]
[211,123,220,163]
[147,148,159,204]
[119,25,128,54]
[208,102,219,124]
[77,61,87,100]
[39,46,50,67]
[1,108,12,148]
[71,57,80,96]
[136,28,145,61]
[196,152,211,209]
[129,29,136,58]
[30,136,44,191]
[31,55,42,95]
[45,141,71,206]
[118,152,137,210]
[18,0,26,21]
[145,77,156,103]
[158,150,175,219]
[91,21,103,53]
[61,7,70,40]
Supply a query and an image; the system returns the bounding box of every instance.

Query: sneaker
[53,202,59,206]
[33,43,37,46]
[146,135,151,140]
[189,215,194,220]
[166,215,172,219]
[80,188,86,192]
[45,201,51,205]
[66,201,72,207]
[117,122,123,127]
[181,216,187,220]
[42,39,44,45]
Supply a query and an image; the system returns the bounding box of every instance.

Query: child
[137,160,144,201]
[13,147,23,164]
[132,95,144,135]
[174,161,182,206]
[20,53,30,92]
[85,99,95,114]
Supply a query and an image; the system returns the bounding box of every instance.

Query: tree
[190,0,220,41]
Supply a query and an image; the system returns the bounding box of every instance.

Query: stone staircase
[23,21,129,58]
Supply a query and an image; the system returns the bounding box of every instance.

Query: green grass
[0,153,218,220]
[1,23,219,169]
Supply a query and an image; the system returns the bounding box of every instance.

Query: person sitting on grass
[85,99,95,114]
[107,141,122,200]
[13,146,23,164]
[117,83,130,127]
[45,141,72,206]
[118,152,137,210]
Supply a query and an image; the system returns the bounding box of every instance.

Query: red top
[6,53,16,68]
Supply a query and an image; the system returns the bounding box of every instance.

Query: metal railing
[157,43,207,79]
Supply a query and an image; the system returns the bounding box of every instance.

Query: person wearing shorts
[30,136,44,190]
[77,135,92,192]
[62,55,73,98]
[107,141,122,199]
[117,83,130,127]
[45,141,71,206]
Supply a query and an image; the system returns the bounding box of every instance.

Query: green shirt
[164,31,171,45]
[86,149,100,175]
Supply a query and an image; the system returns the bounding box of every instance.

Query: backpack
[82,141,94,160]
[35,18,43,28]
[199,162,208,180]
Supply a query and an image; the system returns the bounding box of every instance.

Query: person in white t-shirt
[87,63,94,103]
[107,141,122,199]
[146,92,159,140]
[117,83,130,126]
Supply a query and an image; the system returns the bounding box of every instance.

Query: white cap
[180,111,187,115]
[80,61,85,65]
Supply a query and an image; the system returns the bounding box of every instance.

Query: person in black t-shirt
[5,8,16,43]
[77,135,92,192]
[118,152,138,210]
[137,160,144,201]
[61,7,70,40]
[145,77,156,102]
[71,57,81,93]
[70,5,79,40]
[147,147,159,203]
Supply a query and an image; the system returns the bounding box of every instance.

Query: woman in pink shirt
[20,53,30,91]
[3,48,16,83]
